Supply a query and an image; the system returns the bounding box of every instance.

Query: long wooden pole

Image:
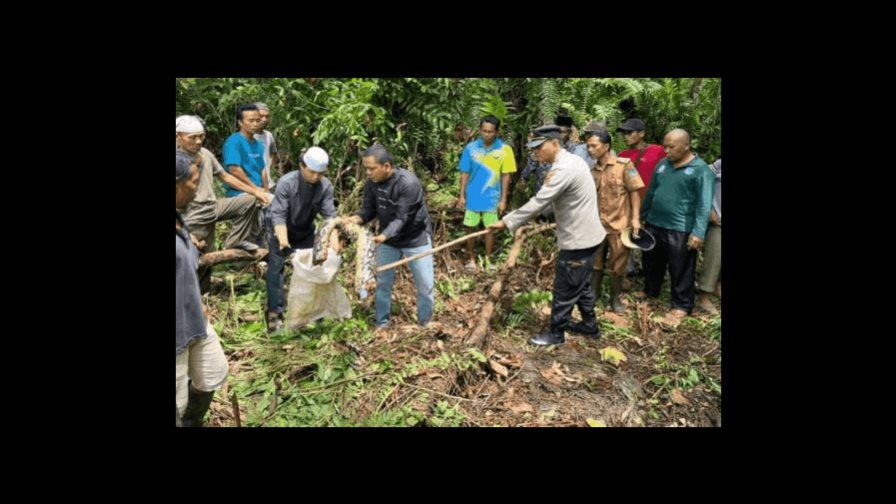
[232,392,241,428]
[375,228,493,273]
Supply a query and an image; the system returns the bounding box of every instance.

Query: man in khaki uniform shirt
[586,130,644,313]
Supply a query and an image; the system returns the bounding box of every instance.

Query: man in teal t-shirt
[222,104,266,198]
[639,129,715,325]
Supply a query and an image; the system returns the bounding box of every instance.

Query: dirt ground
[381,253,719,427]
[207,246,721,428]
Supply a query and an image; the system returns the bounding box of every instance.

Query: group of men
[459,111,719,341]
[177,103,439,426]
[176,104,721,426]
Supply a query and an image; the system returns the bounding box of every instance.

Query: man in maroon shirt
[618,118,666,283]
[618,118,665,199]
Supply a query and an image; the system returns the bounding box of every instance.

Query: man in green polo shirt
[639,129,715,326]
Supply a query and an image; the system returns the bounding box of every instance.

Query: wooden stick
[231,392,241,428]
[375,228,493,273]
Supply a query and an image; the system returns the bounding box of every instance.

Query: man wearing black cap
[617,118,665,199]
[618,118,665,282]
[489,125,605,346]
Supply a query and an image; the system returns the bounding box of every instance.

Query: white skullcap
[176,115,205,134]
[303,146,329,172]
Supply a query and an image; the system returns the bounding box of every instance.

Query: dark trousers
[642,223,697,313]
[265,228,314,314]
[550,245,599,333]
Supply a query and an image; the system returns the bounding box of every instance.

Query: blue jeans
[375,236,434,327]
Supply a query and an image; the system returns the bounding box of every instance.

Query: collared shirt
[176,212,207,355]
[254,129,279,190]
[591,155,645,232]
[269,171,337,247]
[618,144,665,198]
[356,168,433,248]
[641,155,715,239]
[519,139,579,192]
[254,130,278,171]
[573,143,616,168]
[181,146,225,224]
[459,138,517,211]
[503,150,604,250]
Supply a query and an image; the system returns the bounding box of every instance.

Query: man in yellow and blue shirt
[458,115,517,272]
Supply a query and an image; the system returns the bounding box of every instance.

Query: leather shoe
[566,320,601,339]
[528,331,565,346]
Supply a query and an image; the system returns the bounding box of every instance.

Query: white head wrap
[176,115,205,134]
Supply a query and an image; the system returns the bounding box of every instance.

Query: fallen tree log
[463,222,557,349]
[403,222,556,421]
[199,248,268,268]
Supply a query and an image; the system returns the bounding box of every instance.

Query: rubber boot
[610,275,625,314]
[180,384,215,428]
[591,270,604,308]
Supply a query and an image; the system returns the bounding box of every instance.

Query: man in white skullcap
[264,146,338,332]
[176,114,271,292]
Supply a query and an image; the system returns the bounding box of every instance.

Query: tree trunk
[402,222,557,423]
[463,223,556,349]
[198,248,268,268]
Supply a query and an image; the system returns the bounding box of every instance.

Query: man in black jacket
[343,145,434,329]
